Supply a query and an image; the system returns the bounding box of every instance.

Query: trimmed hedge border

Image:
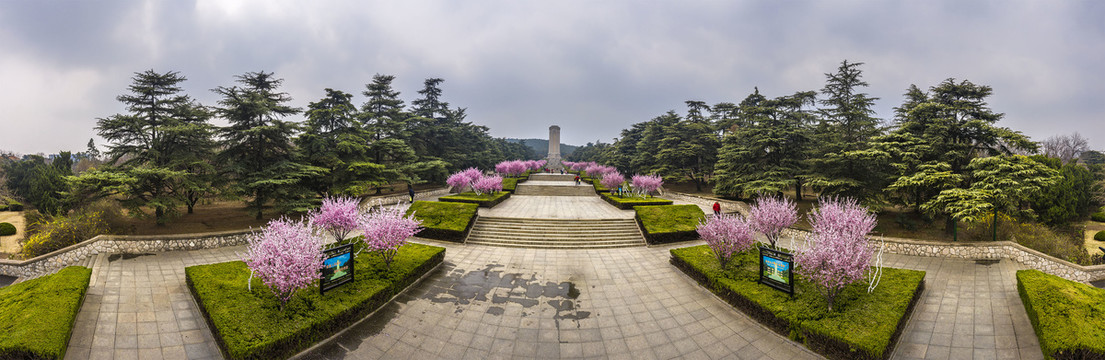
[187,244,446,360]
[634,204,702,245]
[0,266,91,360]
[1017,269,1105,360]
[439,191,511,208]
[671,248,924,360]
[600,193,674,210]
[406,201,479,243]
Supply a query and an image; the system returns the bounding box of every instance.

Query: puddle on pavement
[0,275,15,288]
[107,253,155,262]
[974,259,1000,266]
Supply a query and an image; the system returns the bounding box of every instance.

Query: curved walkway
[61,190,1046,360]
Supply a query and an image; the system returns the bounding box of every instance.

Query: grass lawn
[1017,269,1105,359]
[600,193,674,209]
[634,204,705,244]
[0,266,91,360]
[672,246,924,360]
[405,201,478,242]
[439,191,510,208]
[187,242,445,360]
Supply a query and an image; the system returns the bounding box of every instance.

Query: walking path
[60,185,1046,359]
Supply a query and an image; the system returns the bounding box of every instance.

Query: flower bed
[600,193,673,210]
[438,191,511,208]
[671,245,924,360]
[1017,269,1105,359]
[635,204,702,244]
[187,243,445,360]
[406,201,478,242]
[0,266,91,360]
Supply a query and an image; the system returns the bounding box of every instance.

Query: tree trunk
[794,176,803,200]
[155,207,165,226]
[944,216,956,236]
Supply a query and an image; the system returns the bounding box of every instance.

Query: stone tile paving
[298,240,820,360]
[883,254,1043,360]
[479,195,636,220]
[65,249,239,360]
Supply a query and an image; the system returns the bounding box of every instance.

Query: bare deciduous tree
[1040,132,1089,163]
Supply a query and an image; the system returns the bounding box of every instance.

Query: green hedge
[6,201,22,211]
[406,201,478,242]
[0,266,91,360]
[1095,230,1105,241]
[502,177,519,192]
[1092,212,1105,222]
[1017,269,1105,360]
[0,222,15,236]
[671,246,924,360]
[600,193,674,210]
[439,191,510,208]
[635,204,703,244]
[188,243,445,360]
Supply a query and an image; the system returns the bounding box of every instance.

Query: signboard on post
[758,246,794,295]
[320,243,354,294]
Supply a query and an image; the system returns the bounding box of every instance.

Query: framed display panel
[758,246,794,295]
[320,243,355,294]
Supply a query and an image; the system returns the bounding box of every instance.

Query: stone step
[513,184,595,196]
[528,173,577,181]
[465,216,646,249]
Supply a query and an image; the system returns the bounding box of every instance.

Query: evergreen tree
[807,60,886,203]
[714,89,816,198]
[296,88,375,195]
[215,71,323,219]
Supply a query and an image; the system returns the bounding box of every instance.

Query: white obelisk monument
[547,125,562,169]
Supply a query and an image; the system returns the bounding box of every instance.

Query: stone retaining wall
[670,192,1105,283]
[0,230,254,279]
[1,188,451,280]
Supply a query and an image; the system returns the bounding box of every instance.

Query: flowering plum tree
[630,174,663,197]
[601,171,625,190]
[242,218,324,309]
[748,195,797,248]
[795,197,877,311]
[472,175,503,195]
[696,214,756,267]
[309,196,360,243]
[561,161,576,170]
[447,167,483,191]
[359,204,423,269]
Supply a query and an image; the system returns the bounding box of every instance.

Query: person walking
[408,184,416,203]
[574,175,581,185]
[712,201,721,215]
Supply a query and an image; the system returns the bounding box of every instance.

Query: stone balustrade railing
[669,192,1105,283]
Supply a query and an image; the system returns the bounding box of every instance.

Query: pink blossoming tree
[600,171,625,190]
[795,197,877,311]
[309,196,360,243]
[359,204,423,269]
[696,214,756,267]
[630,174,663,197]
[242,218,324,310]
[748,195,797,248]
[472,175,503,195]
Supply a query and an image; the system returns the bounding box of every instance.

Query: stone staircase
[513,184,595,196]
[528,173,577,181]
[466,217,646,249]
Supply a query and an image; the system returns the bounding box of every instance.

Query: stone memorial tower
[547,125,562,169]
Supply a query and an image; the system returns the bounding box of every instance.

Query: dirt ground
[1083,220,1105,256]
[0,211,25,256]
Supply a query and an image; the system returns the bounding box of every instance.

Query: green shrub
[188,243,445,360]
[600,193,673,210]
[1092,212,1105,222]
[502,177,519,192]
[439,191,510,208]
[1016,269,1105,359]
[6,201,22,211]
[20,212,109,259]
[1096,231,1105,241]
[406,201,478,242]
[0,222,15,236]
[0,205,7,212]
[963,213,1090,264]
[635,204,704,244]
[22,210,47,238]
[672,246,924,360]
[0,266,92,360]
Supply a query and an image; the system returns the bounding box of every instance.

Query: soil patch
[1083,220,1105,256]
[0,211,25,255]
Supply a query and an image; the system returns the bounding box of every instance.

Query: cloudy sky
[1,0,1103,155]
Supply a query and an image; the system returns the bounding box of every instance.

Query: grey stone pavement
[60,191,1046,360]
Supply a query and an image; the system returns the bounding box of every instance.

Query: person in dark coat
[408,184,416,202]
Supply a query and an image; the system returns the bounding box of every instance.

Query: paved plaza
[57,191,1048,360]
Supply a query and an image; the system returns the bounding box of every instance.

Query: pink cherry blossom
[630,174,663,197]
[472,175,503,195]
[697,214,756,267]
[748,195,797,248]
[601,171,625,190]
[795,197,877,311]
[309,196,360,243]
[359,204,423,269]
[242,218,324,309]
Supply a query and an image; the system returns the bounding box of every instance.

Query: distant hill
[504,138,578,157]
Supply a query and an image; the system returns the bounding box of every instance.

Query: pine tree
[714,89,816,198]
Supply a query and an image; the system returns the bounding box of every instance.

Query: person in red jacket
[712,202,721,215]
